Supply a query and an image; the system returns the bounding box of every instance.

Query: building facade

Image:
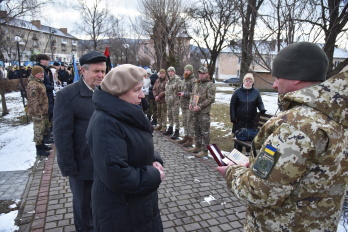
[0,12,78,65]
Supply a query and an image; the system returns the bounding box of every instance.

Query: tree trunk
[0,79,9,116]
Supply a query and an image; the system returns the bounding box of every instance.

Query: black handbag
[235,128,259,141]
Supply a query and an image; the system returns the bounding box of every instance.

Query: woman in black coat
[86,64,165,232]
[230,73,265,155]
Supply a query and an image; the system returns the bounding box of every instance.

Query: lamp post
[124,44,129,64]
[14,36,28,123]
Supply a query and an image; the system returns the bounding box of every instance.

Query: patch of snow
[0,210,19,232]
[201,195,216,205]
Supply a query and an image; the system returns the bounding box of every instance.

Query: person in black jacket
[86,64,165,232]
[148,73,159,125]
[58,63,71,86]
[53,51,107,232]
[230,73,266,155]
[35,54,54,143]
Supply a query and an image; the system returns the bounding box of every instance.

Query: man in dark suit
[53,51,107,232]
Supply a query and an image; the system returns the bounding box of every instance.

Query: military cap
[167,66,176,72]
[184,64,193,73]
[272,42,328,82]
[32,66,44,76]
[198,66,208,73]
[79,51,107,66]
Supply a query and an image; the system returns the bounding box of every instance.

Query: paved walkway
[15,132,246,232]
[0,170,30,200]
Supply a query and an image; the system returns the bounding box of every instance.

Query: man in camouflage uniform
[162,66,181,139]
[218,42,348,231]
[188,67,215,158]
[26,66,51,156]
[177,64,196,147]
[153,69,168,132]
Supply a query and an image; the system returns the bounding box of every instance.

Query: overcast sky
[40,0,139,39]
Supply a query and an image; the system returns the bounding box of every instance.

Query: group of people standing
[144,65,216,158]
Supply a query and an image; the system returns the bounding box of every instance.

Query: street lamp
[124,44,129,64]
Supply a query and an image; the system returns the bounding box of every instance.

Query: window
[237,70,240,77]
[335,61,340,67]
[238,57,241,63]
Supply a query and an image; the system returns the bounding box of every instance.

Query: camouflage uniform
[225,71,348,231]
[153,76,168,127]
[165,74,181,129]
[180,73,196,137]
[190,75,215,152]
[26,75,49,145]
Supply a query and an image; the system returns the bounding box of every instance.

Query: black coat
[230,85,265,133]
[53,77,94,180]
[58,69,72,84]
[8,71,18,79]
[35,62,54,116]
[86,86,163,232]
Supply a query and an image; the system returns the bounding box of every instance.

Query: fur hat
[146,69,152,75]
[101,64,146,97]
[159,69,166,74]
[243,73,254,83]
[32,66,44,76]
[272,42,328,82]
[184,64,193,73]
[167,66,175,72]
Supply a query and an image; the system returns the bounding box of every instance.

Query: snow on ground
[0,210,19,232]
[0,92,36,171]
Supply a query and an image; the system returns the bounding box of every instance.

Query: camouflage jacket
[225,71,348,231]
[153,76,168,104]
[165,74,181,106]
[26,75,49,117]
[179,73,196,109]
[189,76,215,114]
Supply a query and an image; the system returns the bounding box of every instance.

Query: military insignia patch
[252,144,276,179]
[31,89,36,96]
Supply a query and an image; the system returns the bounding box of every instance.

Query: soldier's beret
[80,51,107,66]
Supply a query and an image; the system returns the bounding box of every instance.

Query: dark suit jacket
[53,77,94,180]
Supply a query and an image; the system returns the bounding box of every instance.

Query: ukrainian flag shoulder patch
[265,144,276,156]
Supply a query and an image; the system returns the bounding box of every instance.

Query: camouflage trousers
[32,116,46,145]
[181,108,194,137]
[146,97,157,121]
[167,103,180,129]
[157,102,167,127]
[192,113,210,152]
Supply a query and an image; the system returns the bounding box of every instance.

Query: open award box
[207,144,249,166]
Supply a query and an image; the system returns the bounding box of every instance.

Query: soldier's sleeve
[225,122,329,208]
[27,83,41,117]
[198,83,215,110]
[184,79,195,99]
[158,80,166,99]
[53,90,78,176]
[153,80,158,97]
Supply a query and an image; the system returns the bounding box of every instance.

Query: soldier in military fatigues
[188,67,215,158]
[218,42,348,231]
[162,66,181,139]
[153,69,168,132]
[177,64,196,147]
[26,66,51,156]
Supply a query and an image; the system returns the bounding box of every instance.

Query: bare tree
[73,0,119,51]
[294,0,348,78]
[136,0,189,71]
[188,0,238,77]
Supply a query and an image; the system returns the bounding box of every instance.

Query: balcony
[33,43,39,48]
[51,38,57,43]
[62,46,67,51]
[32,35,39,40]
[72,47,77,51]
[72,41,77,46]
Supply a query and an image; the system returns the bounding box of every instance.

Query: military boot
[36,145,50,157]
[41,142,52,151]
[188,146,201,153]
[170,129,179,139]
[151,119,157,125]
[155,125,162,130]
[178,135,188,144]
[160,126,167,132]
[42,134,54,144]
[163,126,173,135]
[183,137,193,147]
[196,151,208,158]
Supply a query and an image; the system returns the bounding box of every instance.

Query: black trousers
[234,142,251,153]
[69,176,94,232]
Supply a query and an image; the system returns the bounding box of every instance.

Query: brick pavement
[15,132,246,232]
[0,170,30,200]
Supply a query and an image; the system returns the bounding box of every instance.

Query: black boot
[42,134,54,144]
[41,142,52,150]
[36,145,50,156]
[151,118,157,125]
[170,129,179,139]
[163,126,173,135]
